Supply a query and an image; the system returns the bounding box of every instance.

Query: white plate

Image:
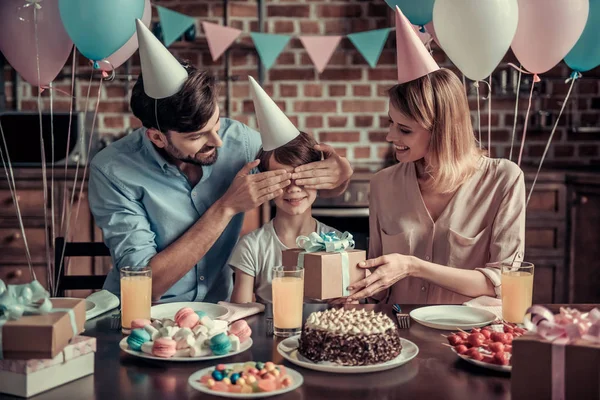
[119,337,252,362]
[277,335,418,374]
[188,363,303,398]
[151,302,230,321]
[410,305,497,330]
[451,348,511,373]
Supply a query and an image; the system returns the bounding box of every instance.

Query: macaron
[195,310,207,319]
[175,307,200,329]
[131,318,152,330]
[127,328,151,351]
[210,333,232,355]
[229,320,252,343]
[152,337,177,358]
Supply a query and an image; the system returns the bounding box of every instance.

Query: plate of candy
[120,307,253,361]
[443,322,527,373]
[189,361,303,398]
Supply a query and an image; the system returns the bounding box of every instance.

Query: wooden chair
[54,237,111,297]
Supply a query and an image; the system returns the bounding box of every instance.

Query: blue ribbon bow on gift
[295,231,355,297]
[0,279,78,359]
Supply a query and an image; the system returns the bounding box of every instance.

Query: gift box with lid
[0,335,96,397]
[281,232,366,300]
[511,306,600,400]
[0,280,86,360]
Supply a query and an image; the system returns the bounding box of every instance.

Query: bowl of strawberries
[444,322,527,372]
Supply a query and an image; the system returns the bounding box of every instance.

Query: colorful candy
[199,361,294,394]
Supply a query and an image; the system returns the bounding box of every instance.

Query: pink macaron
[175,307,200,329]
[152,337,177,358]
[228,320,252,343]
[131,318,152,329]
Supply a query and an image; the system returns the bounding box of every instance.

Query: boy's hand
[291,143,353,190]
[220,160,291,214]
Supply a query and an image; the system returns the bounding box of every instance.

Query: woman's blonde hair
[388,68,484,194]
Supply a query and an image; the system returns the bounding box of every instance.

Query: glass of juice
[120,266,152,334]
[272,265,304,337]
[501,261,534,324]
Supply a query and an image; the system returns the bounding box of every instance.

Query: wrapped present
[281,232,366,300]
[0,335,96,397]
[512,306,600,400]
[0,280,86,360]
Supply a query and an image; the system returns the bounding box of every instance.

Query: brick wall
[2,0,600,167]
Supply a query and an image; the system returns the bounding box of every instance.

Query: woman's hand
[347,254,415,301]
[291,143,352,190]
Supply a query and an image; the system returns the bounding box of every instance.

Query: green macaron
[209,333,232,355]
[127,328,151,351]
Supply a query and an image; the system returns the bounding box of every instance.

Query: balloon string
[517,80,536,167]
[509,69,523,161]
[488,74,492,157]
[0,122,34,274]
[50,81,56,283]
[507,63,541,83]
[527,73,580,206]
[34,6,48,287]
[475,82,482,149]
[55,78,103,296]
[61,47,76,234]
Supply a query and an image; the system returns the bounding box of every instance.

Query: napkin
[84,290,120,321]
[217,301,265,323]
[463,296,503,320]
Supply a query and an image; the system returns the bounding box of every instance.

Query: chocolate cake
[298,308,402,366]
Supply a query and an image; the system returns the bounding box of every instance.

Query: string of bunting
[154,5,428,73]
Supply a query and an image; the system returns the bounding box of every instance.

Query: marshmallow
[159,326,180,339]
[144,325,160,341]
[228,334,241,352]
[193,324,209,337]
[151,319,163,329]
[162,319,176,328]
[141,342,154,355]
[190,345,211,357]
[208,320,228,337]
[176,334,196,350]
[199,316,215,329]
[173,348,191,357]
[195,334,210,349]
[173,327,193,341]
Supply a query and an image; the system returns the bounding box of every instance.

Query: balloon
[565,0,600,73]
[511,0,589,74]
[97,0,151,72]
[433,0,518,81]
[384,0,435,26]
[58,0,145,61]
[0,0,73,86]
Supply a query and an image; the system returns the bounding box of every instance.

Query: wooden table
[11,304,535,400]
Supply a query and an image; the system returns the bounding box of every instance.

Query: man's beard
[165,143,219,166]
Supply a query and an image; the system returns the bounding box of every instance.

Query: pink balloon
[511,0,589,74]
[0,0,73,87]
[97,0,151,72]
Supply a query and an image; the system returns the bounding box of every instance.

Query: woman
[347,68,525,304]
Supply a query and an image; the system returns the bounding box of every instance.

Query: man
[88,20,352,303]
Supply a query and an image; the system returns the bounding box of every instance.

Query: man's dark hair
[257,132,321,172]
[130,61,218,133]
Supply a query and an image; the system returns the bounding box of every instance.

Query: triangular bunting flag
[156,6,196,48]
[299,36,342,73]
[250,33,291,70]
[347,29,391,68]
[201,22,242,61]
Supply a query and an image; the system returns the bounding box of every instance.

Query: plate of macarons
[119,306,253,362]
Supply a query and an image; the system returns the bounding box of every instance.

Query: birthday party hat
[136,19,188,99]
[248,76,300,151]
[395,6,439,83]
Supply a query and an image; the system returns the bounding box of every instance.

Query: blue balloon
[58,0,145,61]
[565,0,600,72]
[385,0,436,26]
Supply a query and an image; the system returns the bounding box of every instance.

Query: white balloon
[433,0,519,81]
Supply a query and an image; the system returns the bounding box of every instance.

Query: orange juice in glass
[501,262,534,324]
[120,266,152,334]
[272,265,304,337]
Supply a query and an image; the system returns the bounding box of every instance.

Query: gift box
[1,298,86,360]
[512,306,600,400]
[282,248,366,300]
[0,335,96,397]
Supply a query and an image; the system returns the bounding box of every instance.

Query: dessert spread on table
[125,307,252,358]
[298,308,402,366]
[197,362,294,393]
